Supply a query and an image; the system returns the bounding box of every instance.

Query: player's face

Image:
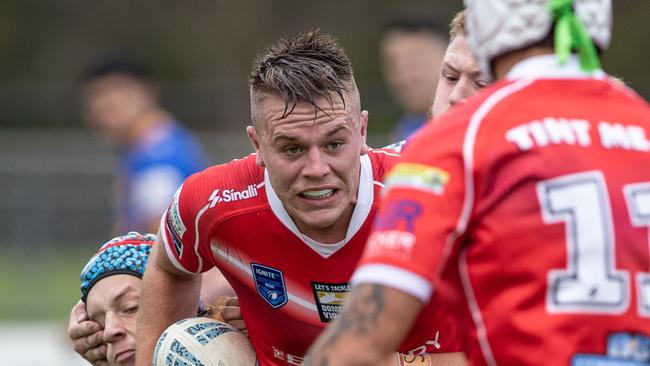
[86,274,140,366]
[82,74,155,143]
[248,93,369,243]
[382,30,446,115]
[430,35,489,118]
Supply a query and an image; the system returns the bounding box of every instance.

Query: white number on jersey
[624,182,650,317]
[536,172,650,316]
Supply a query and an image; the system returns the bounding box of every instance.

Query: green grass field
[0,247,96,320]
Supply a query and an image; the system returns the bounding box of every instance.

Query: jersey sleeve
[352,113,470,304]
[159,172,215,275]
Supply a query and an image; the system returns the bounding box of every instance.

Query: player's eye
[123,303,139,315]
[285,146,303,155]
[475,80,489,89]
[444,73,459,84]
[326,141,343,151]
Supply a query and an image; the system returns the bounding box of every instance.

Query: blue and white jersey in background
[116,118,209,233]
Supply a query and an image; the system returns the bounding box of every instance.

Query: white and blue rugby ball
[153,317,256,366]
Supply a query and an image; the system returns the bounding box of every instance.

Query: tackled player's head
[246,30,369,243]
[80,232,155,366]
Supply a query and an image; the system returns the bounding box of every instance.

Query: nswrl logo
[251,263,288,309]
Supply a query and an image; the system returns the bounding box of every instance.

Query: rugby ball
[153,317,256,366]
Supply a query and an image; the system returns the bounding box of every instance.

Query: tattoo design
[304,284,386,365]
[398,354,430,366]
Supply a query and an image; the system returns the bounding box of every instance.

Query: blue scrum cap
[80,232,156,302]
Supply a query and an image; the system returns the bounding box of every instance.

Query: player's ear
[359,110,369,155]
[246,125,265,167]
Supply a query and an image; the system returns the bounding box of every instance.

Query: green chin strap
[549,0,601,72]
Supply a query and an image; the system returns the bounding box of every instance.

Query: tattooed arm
[305,284,423,366]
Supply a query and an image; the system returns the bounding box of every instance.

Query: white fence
[0,321,89,366]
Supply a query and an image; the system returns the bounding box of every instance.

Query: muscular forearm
[306,284,423,365]
[135,262,201,366]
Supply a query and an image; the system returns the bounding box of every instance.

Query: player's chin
[111,349,136,366]
[304,208,347,228]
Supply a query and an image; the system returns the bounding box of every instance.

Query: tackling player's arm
[305,284,466,366]
[305,284,420,366]
[134,232,202,366]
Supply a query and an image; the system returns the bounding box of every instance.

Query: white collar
[506,54,607,80]
[264,154,374,259]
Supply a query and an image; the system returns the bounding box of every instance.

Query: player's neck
[493,46,555,80]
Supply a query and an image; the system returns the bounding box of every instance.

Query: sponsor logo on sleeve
[366,230,416,258]
[367,199,422,258]
[169,184,187,238]
[165,214,183,257]
[384,163,450,195]
[166,184,186,257]
[571,332,650,365]
[251,263,288,309]
[310,282,350,323]
[375,199,423,233]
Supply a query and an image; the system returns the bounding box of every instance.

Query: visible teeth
[302,189,333,199]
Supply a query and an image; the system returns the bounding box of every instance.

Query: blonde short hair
[449,10,467,40]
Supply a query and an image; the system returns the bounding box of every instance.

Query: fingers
[220,298,246,332]
[220,304,242,323]
[225,297,239,306]
[69,319,102,340]
[68,301,108,364]
[72,328,104,354]
[70,300,88,323]
[226,319,247,332]
[83,343,108,363]
[207,296,246,332]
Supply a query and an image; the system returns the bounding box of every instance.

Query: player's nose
[449,77,472,107]
[103,313,127,343]
[302,147,330,178]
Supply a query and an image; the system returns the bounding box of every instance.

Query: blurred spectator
[80,55,209,233]
[380,16,447,141]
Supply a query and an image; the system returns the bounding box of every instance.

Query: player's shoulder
[178,153,265,209]
[367,144,402,178]
[604,77,650,111]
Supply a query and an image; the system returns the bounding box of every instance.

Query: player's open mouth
[300,188,335,200]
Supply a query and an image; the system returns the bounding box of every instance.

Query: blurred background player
[80,55,209,233]
[380,17,447,140]
[430,10,488,118]
[69,232,241,366]
[134,30,464,366]
[307,0,650,365]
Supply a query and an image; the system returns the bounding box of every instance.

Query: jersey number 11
[537,170,650,316]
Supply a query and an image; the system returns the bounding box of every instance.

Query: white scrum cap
[463,0,612,79]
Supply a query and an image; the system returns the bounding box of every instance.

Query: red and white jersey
[353,55,650,366]
[160,148,460,365]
